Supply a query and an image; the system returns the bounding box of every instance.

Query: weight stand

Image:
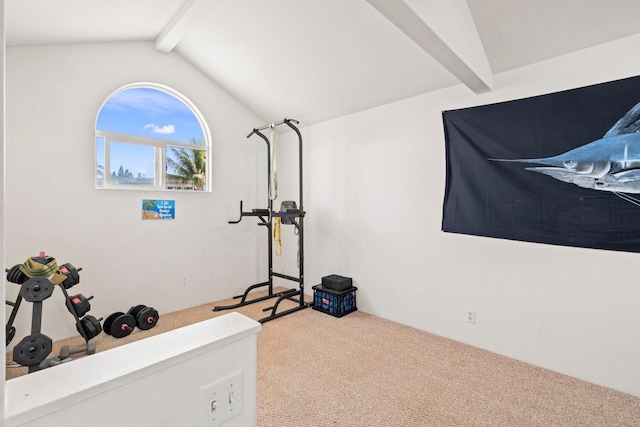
[214,118,310,323]
[6,294,22,345]
[12,277,55,373]
[6,257,98,371]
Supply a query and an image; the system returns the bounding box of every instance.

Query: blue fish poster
[442,75,640,252]
[142,199,175,220]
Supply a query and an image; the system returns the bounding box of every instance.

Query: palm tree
[142,199,158,219]
[166,146,206,190]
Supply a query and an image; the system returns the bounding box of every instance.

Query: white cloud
[144,123,176,134]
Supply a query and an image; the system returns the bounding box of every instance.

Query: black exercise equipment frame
[12,277,54,373]
[214,118,310,323]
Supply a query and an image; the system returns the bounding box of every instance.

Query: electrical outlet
[466,309,476,324]
[200,370,244,426]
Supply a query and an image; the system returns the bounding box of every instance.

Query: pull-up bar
[246,118,300,138]
[214,117,309,323]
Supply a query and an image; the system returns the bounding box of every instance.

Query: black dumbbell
[59,263,82,289]
[103,312,136,338]
[128,305,160,330]
[5,264,28,284]
[66,294,93,318]
[77,315,103,341]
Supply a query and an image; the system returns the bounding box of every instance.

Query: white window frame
[95,83,211,192]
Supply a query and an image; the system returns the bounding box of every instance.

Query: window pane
[96,136,105,188]
[109,142,155,186]
[166,146,206,191]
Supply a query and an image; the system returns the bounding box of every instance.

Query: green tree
[166,145,206,190]
[142,199,158,219]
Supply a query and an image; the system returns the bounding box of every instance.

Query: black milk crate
[312,284,357,318]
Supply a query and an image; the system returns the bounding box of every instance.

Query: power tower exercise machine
[213,118,310,323]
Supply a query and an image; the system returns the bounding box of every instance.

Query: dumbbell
[128,305,160,330]
[76,315,103,341]
[103,312,136,338]
[59,263,82,289]
[66,294,93,318]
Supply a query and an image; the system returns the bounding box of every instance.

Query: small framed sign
[142,199,175,220]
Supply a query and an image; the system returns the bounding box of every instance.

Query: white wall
[299,33,640,397]
[1,0,6,419]
[5,42,268,344]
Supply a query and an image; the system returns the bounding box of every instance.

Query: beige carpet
[7,288,640,426]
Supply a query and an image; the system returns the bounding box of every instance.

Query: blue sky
[97,87,205,143]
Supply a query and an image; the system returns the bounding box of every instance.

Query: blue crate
[312,284,357,318]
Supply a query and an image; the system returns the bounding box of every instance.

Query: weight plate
[20,278,54,302]
[6,264,26,284]
[78,315,103,340]
[59,263,81,289]
[103,312,124,336]
[112,315,135,338]
[12,333,52,366]
[105,313,135,338]
[136,307,159,330]
[69,294,91,318]
[128,305,146,318]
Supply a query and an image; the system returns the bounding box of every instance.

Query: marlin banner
[442,75,640,253]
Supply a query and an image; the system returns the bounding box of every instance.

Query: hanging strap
[269,123,278,201]
[274,216,282,256]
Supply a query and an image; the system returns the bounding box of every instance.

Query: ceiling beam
[155,0,204,53]
[366,0,493,94]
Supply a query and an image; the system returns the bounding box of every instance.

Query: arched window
[95,83,210,191]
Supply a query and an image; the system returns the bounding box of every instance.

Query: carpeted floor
[7,288,640,426]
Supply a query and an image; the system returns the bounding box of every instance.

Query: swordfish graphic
[490,101,640,206]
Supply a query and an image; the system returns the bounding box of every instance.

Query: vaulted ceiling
[6,0,640,125]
